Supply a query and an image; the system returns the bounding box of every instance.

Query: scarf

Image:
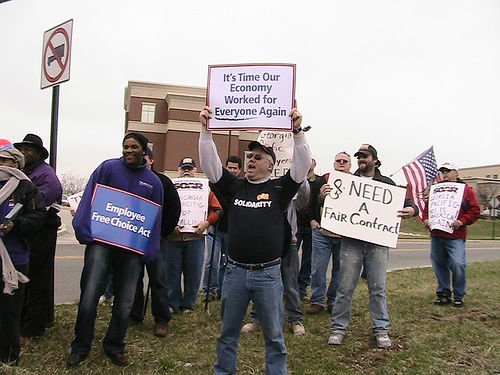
[0,166,30,294]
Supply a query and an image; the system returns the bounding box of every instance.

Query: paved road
[54,208,500,304]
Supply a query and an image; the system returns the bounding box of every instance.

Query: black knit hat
[123,132,148,151]
[14,134,49,160]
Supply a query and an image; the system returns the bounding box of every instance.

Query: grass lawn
[2,261,498,375]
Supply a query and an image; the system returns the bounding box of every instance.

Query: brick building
[123,81,258,177]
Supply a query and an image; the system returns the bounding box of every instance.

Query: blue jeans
[250,243,303,323]
[330,238,390,336]
[203,226,224,296]
[296,223,312,296]
[310,228,340,307]
[71,243,143,355]
[166,239,204,311]
[430,237,466,299]
[130,239,171,323]
[214,263,287,375]
[281,243,302,323]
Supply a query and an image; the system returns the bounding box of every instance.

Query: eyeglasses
[335,159,350,164]
[247,153,265,161]
[439,169,452,174]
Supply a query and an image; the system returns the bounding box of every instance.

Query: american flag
[402,146,438,220]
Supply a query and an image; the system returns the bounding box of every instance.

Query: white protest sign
[207,64,295,131]
[321,171,406,248]
[173,178,210,233]
[428,182,465,234]
[257,131,294,179]
[68,191,84,212]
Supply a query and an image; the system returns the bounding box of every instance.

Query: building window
[141,103,156,123]
[494,174,498,179]
[486,174,491,178]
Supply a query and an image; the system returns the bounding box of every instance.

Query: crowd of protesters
[0,114,480,373]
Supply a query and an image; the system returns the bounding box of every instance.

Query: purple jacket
[73,157,164,263]
[25,161,62,207]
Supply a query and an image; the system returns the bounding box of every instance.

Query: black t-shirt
[213,169,300,263]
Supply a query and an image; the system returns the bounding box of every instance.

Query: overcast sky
[1,0,499,184]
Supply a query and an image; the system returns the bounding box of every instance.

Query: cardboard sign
[321,171,406,248]
[207,63,295,131]
[428,182,465,233]
[173,178,210,233]
[257,130,294,179]
[90,184,160,254]
[68,191,83,212]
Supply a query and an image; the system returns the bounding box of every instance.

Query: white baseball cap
[438,161,458,171]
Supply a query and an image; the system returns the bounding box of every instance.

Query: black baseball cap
[179,157,196,168]
[354,144,378,159]
[248,141,276,164]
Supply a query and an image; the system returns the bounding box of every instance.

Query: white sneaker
[241,319,260,333]
[98,295,113,305]
[328,333,344,345]
[291,322,305,336]
[375,334,392,348]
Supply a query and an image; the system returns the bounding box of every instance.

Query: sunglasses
[335,159,350,164]
[247,153,265,161]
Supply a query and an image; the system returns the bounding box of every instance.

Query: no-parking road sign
[41,19,73,89]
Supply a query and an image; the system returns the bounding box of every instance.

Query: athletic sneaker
[375,334,392,348]
[291,322,305,336]
[241,318,260,333]
[434,295,452,305]
[328,333,344,345]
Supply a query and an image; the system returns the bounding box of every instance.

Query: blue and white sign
[90,184,160,254]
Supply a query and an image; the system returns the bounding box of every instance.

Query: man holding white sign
[306,151,352,315]
[67,132,163,367]
[328,144,418,349]
[166,157,221,313]
[422,162,480,307]
[199,105,310,375]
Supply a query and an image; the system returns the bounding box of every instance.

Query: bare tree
[60,172,87,196]
[476,181,500,217]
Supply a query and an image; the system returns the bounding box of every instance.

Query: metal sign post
[41,19,73,172]
[50,86,60,170]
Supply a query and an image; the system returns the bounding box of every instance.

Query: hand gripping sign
[90,184,160,254]
[428,182,465,234]
[172,178,210,233]
[207,63,295,131]
[321,171,406,248]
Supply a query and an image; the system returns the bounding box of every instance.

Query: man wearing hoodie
[66,133,163,367]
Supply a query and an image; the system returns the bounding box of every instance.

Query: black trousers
[0,263,28,364]
[21,225,57,337]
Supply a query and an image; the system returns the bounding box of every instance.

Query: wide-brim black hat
[14,133,49,160]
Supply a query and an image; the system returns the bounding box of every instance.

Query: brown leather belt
[227,257,281,270]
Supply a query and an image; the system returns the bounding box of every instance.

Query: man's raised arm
[289,108,311,184]
[198,106,223,183]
